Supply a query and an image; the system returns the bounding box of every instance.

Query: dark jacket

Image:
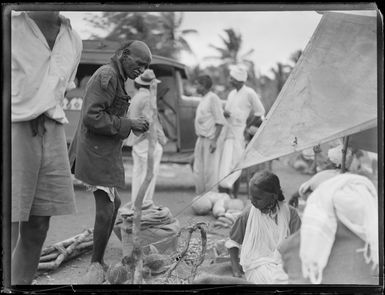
[69,55,132,188]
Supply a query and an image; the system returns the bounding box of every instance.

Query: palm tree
[85,12,197,59]
[289,49,303,66]
[271,62,292,92]
[205,28,254,67]
[270,49,303,92]
[85,12,161,52]
[203,28,257,96]
[154,12,197,60]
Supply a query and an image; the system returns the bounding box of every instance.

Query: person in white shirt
[218,65,266,198]
[193,75,226,194]
[125,69,167,208]
[11,11,82,284]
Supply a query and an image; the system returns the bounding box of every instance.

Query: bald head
[118,40,152,80]
[129,41,152,63]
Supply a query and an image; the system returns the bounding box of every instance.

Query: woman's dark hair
[196,75,213,90]
[249,171,285,201]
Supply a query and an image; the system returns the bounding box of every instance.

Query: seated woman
[225,171,301,284]
[279,173,378,284]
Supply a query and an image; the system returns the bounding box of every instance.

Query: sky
[61,10,322,77]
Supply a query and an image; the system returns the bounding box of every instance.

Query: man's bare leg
[91,190,120,266]
[11,222,19,254]
[11,216,50,285]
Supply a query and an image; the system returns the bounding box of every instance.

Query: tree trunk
[131,81,158,284]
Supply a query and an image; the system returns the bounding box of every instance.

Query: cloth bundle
[115,203,180,256]
[300,173,378,284]
[118,204,176,233]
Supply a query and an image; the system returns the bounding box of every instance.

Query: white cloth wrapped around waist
[243,250,284,271]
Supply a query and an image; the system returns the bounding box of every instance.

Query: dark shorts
[12,117,76,222]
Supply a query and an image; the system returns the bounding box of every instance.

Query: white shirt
[225,85,265,128]
[125,87,166,146]
[11,12,82,123]
[194,91,226,138]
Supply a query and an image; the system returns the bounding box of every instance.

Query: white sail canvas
[236,11,378,171]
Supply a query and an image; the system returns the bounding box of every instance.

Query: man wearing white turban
[218,65,266,197]
[290,142,354,206]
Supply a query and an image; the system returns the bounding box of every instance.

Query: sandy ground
[35,156,310,285]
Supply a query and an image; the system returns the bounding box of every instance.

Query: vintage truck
[64,40,200,163]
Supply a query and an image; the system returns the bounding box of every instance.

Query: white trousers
[131,140,163,206]
[218,137,244,189]
[193,137,220,194]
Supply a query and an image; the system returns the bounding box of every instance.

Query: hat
[229,65,247,82]
[135,69,161,85]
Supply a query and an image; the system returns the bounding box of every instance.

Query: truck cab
[64,40,199,162]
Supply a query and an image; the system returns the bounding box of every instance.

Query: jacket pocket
[83,129,121,157]
[108,94,130,117]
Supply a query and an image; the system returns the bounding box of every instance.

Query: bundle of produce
[38,229,93,271]
[191,192,230,215]
[106,252,173,284]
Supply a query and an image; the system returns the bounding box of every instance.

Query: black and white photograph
[2,2,383,293]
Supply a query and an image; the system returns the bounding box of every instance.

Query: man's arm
[249,90,265,118]
[244,91,266,140]
[289,206,302,234]
[209,94,226,152]
[225,209,250,277]
[228,247,243,277]
[209,124,223,153]
[66,31,82,93]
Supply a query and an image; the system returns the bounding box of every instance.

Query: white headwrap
[230,65,248,82]
[299,173,378,284]
[327,144,352,166]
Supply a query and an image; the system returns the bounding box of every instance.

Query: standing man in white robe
[218,65,266,197]
[193,75,226,194]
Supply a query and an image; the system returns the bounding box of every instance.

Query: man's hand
[223,110,231,119]
[209,139,217,153]
[313,144,322,154]
[130,116,149,134]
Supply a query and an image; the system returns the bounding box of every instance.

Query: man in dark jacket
[69,40,151,283]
